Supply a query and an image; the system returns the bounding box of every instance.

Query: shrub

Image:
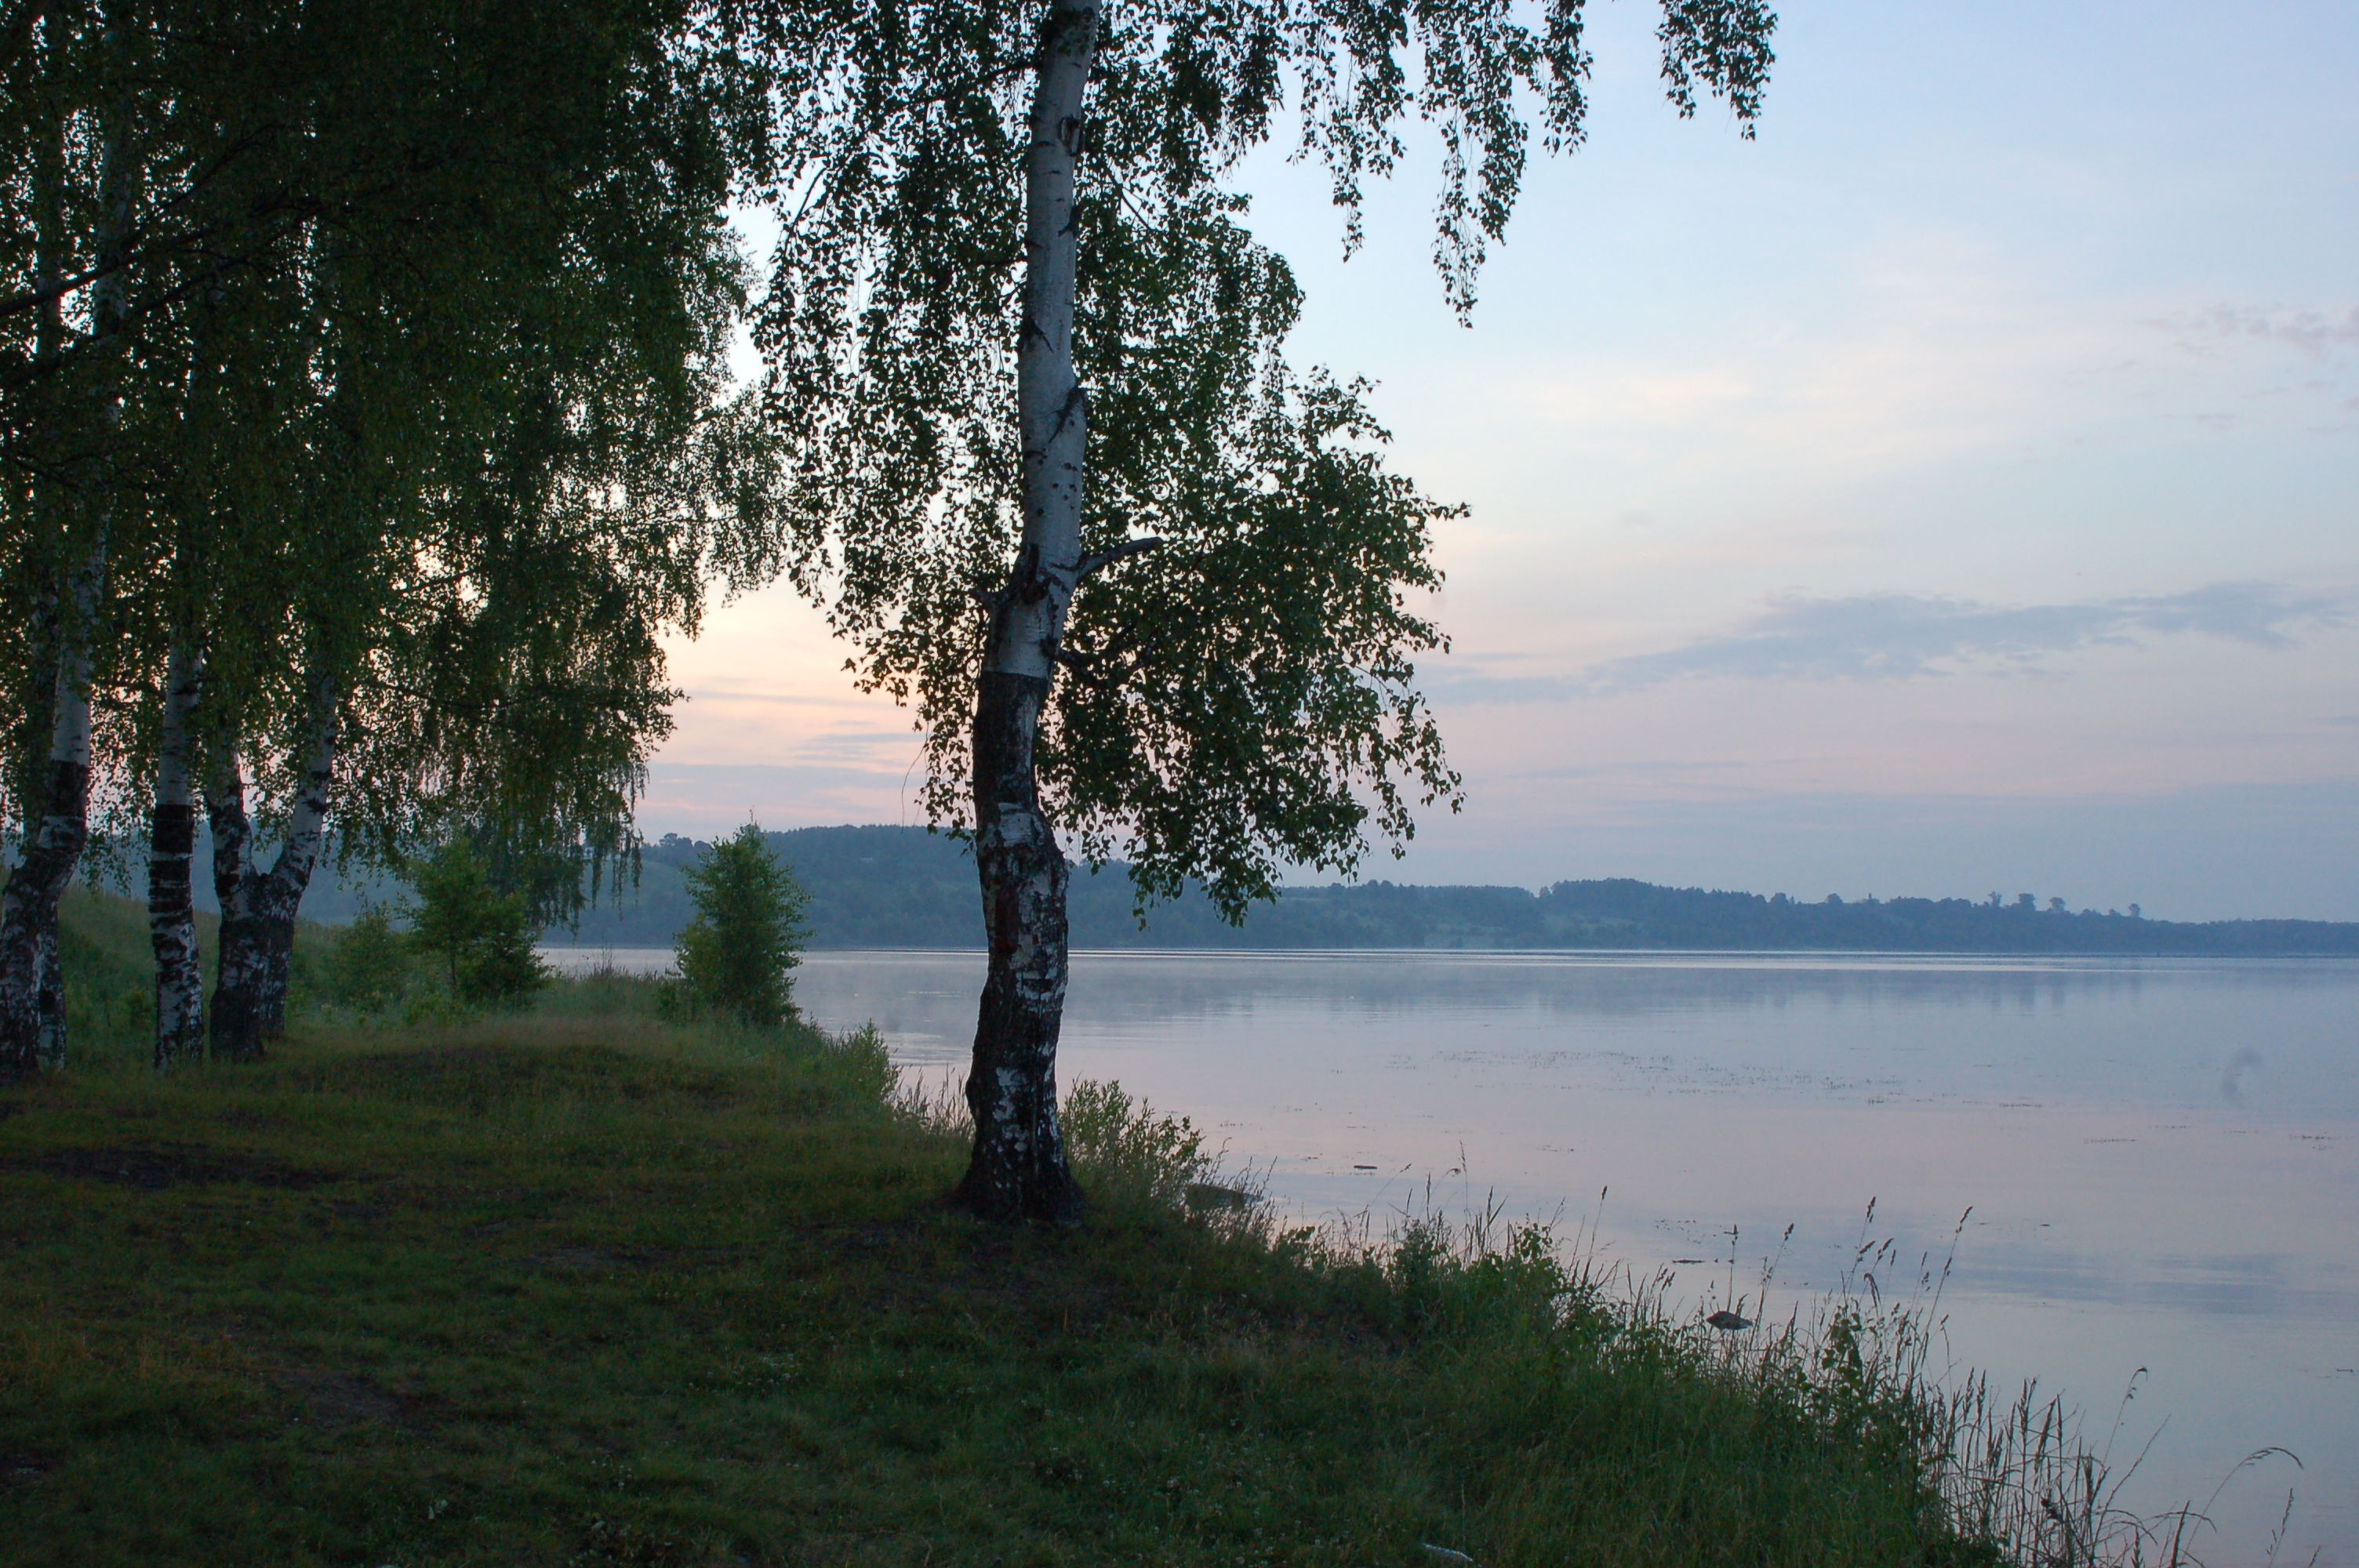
[407,840,549,1007]
[325,905,412,1012]
[1060,1080,1219,1211]
[675,822,808,1026]
[824,1022,900,1108]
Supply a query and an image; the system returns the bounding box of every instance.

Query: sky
[647,0,2359,921]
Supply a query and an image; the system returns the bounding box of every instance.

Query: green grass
[0,895,2066,1566]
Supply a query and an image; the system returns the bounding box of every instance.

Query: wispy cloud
[1585,583,2343,691]
[2149,305,2359,361]
[1428,583,2346,701]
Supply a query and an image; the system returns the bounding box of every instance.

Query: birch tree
[742,0,1775,1218]
[1,0,360,1075]
[1,0,780,1073]
[137,249,325,1065]
[178,0,772,1060]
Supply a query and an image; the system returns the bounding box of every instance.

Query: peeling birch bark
[954,0,1100,1223]
[209,683,335,1061]
[148,642,205,1068]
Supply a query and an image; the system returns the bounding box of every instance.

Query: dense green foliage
[745,0,1467,915]
[405,842,549,1007]
[548,825,2359,954]
[0,902,2045,1567]
[674,822,808,1025]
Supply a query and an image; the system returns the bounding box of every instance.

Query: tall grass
[901,1062,2281,1567]
[1768,1222,2304,1568]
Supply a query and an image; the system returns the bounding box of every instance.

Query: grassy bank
[2,899,2067,1566]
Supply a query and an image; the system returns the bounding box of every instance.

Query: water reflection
[780,949,2358,1120]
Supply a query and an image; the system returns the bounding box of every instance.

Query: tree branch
[1052,644,1114,691]
[0,125,306,321]
[1074,535,1161,581]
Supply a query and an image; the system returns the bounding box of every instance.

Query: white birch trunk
[207,749,259,1052]
[956,0,1101,1221]
[254,692,337,1036]
[148,642,205,1067]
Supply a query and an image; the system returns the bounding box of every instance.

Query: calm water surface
[551,946,2359,1563]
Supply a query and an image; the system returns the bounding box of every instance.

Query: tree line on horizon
[518,826,2358,955]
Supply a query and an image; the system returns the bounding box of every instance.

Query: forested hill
[544,824,2359,955]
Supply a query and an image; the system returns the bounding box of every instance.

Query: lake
[547,946,2359,1564]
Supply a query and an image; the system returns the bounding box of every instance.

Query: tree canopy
[740,0,1772,915]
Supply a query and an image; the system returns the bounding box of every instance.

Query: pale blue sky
[657,0,2359,920]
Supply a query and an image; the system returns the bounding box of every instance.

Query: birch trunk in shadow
[209,682,334,1061]
[147,642,205,1067]
[0,615,97,1081]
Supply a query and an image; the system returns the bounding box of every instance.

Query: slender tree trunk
[0,14,111,1081]
[1,790,78,1081]
[5,419,107,1084]
[253,694,335,1038]
[208,751,264,1057]
[15,638,64,1065]
[16,13,65,838]
[148,642,205,1067]
[0,561,102,1080]
[209,681,334,1060]
[954,0,1100,1223]
[9,53,68,1081]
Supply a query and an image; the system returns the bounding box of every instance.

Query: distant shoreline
[525,825,2359,956]
[541,941,2359,960]
[234,822,2351,956]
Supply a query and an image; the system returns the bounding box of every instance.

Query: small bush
[896,1076,1248,1218]
[325,906,412,1013]
[674,822,807,1027]
[463,913,548,1005]
[539,961,658,1020]
[408,840,549,1008]
[823,1022,899,1108]
[1060,1080,1223,1212]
